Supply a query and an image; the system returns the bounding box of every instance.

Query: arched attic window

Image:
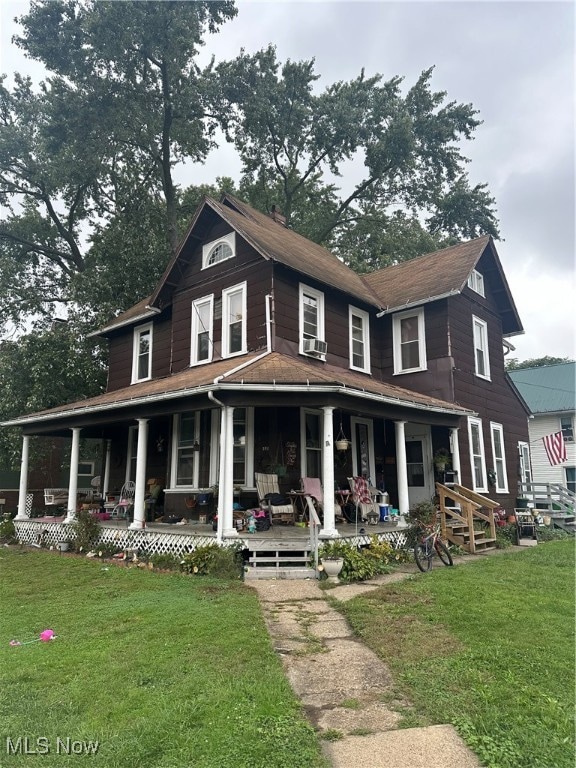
[202,232,236,269]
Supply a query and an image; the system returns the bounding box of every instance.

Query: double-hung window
[349,306,370,372]
[132,323,152,383]
[468,417,488,492]
[560,415,574,443]
[299,284,325,355]
[490,422,508,493]
[301,409,323,477]
[191,295,213,365]
[222,283,247,357]
[392,308,426,374]
[518,442,532,487]
[472,316,490,380]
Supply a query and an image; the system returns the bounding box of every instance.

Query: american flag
[542,431,567,466]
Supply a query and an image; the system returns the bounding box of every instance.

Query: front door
[405,425,433,507]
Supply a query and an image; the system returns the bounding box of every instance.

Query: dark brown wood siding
[106,316,172,392]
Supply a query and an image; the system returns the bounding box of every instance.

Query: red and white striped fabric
[542,431,567,466]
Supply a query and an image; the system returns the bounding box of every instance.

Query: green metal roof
[508,362,576,414]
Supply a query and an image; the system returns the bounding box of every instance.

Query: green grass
[339,541,575,768]
[0,549,327,767]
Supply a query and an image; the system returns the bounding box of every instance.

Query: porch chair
[300,477,328,522]
[111,481,136,520]
[347,476,378,523]
[255,472,295,525]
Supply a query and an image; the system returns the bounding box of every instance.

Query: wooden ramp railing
[436,483,498,554]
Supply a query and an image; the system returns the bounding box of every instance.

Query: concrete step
[244,567,318,580]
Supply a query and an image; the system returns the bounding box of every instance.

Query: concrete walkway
[249,562,482,768]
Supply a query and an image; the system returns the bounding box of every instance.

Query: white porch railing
[519,482,575,513]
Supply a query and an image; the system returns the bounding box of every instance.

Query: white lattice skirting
[14,521,215,556]
[14,521,408,557]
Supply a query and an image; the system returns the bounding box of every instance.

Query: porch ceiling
[3,351,473,434]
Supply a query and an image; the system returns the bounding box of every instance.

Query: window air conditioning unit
[303,338,327,357]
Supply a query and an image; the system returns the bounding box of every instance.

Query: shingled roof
[3,351,472,428]
[364,235,523,335]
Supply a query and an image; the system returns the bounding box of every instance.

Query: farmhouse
[4,195,530,556]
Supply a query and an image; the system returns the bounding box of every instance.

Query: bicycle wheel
[414,541,433,572]
[434,538,453,567]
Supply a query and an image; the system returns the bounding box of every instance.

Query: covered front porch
[7,352,471,544]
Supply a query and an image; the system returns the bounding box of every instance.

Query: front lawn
[339,541,575,768]
[0,549,327,767]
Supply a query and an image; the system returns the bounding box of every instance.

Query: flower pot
[57,541,70,552]
[336,439,350,451]
[321,557,344,583]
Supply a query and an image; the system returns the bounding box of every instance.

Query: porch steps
[446,523,496,553]
[243,538,318,579]
[550,514,576,535]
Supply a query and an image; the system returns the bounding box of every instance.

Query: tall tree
[219,46,499,266]
[506,356,574,370]
[1,0,236,328]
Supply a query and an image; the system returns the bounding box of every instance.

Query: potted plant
[57,539,71,552]
[433,448,451,472]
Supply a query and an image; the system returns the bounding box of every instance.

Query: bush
[69,508,101,552]
[0,516,17,544]
[495,523,517,548]
[536,526,571,542]
[318,536,410,583]
[180,543,245,579]
[149,553,182,571]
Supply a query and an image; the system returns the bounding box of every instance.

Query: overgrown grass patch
[339,541,575,768]
[0,548,327,767]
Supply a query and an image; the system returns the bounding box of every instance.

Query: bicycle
[413,520,453,572]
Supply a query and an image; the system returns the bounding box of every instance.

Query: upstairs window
[473,316,491,380]
[222,283,247,357]
[132,323,152,383]
[467,269,485,297]
[349,306,370,373]
[299,284,325,357]
[560,415,574,442]
[392,308,426,374]
[191,295,213,365]
[202,232,235,269]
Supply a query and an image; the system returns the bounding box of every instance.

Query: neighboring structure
[3,195,530,539]
[508,362,576,494]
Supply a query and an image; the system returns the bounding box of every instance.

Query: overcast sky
[1,0,574,362]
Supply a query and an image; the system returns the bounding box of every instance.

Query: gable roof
[508,362,576,414]
[364,235,524,336]
[2,351,472,429]
[148,193,382,311]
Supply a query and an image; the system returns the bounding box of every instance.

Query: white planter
[335,440,350,451]
[57,541,70,552]
[321,557,344,583]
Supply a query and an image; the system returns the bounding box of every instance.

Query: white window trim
[518,441,532,487]
[299,283,325,356]
[131,322,153,383]
[201,232,236,270]
[489,421,509,493]
[467,269,485,297]
[170,412,200,489]
[300,407,324,476]
[232,407,255,488]
[392,307,427,375]
[222,282,247,358]
[349,305,371,373]
[126,426,137,483]
[351,417,376,481]
[472,315,491,381]
[468,417,488,492]
[190,294,214,366]
[77,461,95,477]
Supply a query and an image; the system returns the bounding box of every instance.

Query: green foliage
[0,516,16,544]
[408,500,438,527]
[495,523,517,548]
[148,552,182,571]
[69,508,101,552]
[318,536,409,583]
[505,355,574,370]
[180,543,244,579]
[536,526,571,542]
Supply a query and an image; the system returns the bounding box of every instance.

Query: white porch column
[395,420,410,517]
[130,419,148,529]
[450,427,461,483]
[220,405,237,539]
[64,427,81,523]
[15,435,30,520]
[102,439,112,498]
[320,406,339,538]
